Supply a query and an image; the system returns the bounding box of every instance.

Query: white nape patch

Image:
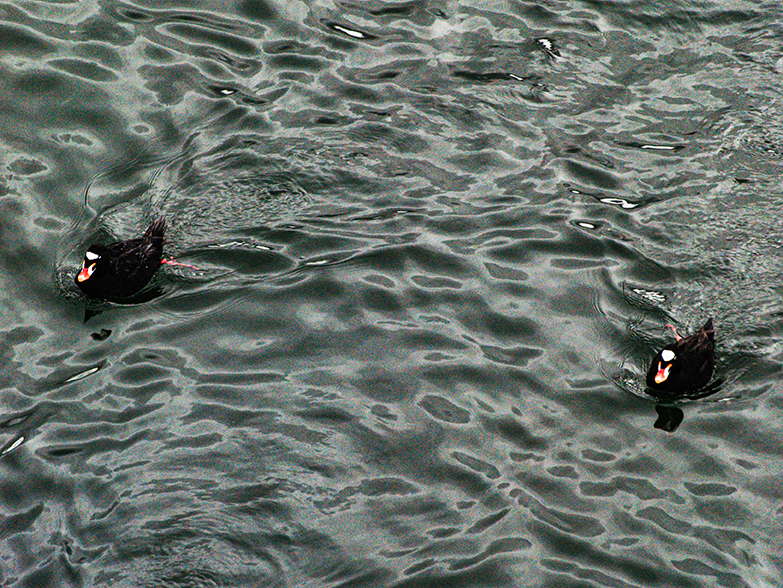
[661,349,675,362]
[85,250,100,261]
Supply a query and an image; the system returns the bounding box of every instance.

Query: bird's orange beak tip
[77,265,94,282]
[654,363,670,384]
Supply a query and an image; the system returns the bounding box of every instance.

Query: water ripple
[0,0,782,586]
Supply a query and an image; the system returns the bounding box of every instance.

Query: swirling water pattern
[0,0,782,586]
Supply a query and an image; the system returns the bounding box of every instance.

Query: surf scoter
[646,318,715,397]
[75,218,167,300]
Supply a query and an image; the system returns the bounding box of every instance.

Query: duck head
[651,347,678,386]
[76,245,109,285]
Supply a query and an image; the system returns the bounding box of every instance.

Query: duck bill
[77,264,94,282]
[654,363,671,384]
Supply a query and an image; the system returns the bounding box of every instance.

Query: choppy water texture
[1,0,782,586]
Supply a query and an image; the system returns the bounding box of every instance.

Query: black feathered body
[75,218,166,300]
[646,318,715,397]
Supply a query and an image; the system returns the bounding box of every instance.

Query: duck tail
[701,318,714,342]
[144,217,166,242]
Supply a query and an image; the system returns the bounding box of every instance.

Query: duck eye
[661,349,675,362]
[85,251,100,262]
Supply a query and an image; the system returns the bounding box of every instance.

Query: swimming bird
[75,218,168,300]
[646,318,715,397]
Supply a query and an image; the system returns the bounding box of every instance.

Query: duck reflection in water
[654,404,684,432]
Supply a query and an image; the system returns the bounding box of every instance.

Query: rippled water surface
[1,0,783,586]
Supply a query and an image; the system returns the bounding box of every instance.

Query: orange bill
[654,362,671,384]
[77,265,94,282]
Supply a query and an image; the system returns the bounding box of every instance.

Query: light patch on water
[633,288,666,303]
[2,436,25,456]
[331,24,366,38]
[63,364,101,383]
[600,197,638,209]
[297,304,348,331]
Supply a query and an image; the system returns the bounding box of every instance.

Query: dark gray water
[1,0,782,586]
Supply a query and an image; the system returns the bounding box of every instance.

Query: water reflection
[653,403,684,432]
[1,0,783,585]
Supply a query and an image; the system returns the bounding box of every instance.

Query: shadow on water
[611,365,726,433]
[653,404,684,432]
[649,378,725,432]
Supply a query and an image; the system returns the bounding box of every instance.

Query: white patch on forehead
[661,349,675,362]
[85,251,100,261]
